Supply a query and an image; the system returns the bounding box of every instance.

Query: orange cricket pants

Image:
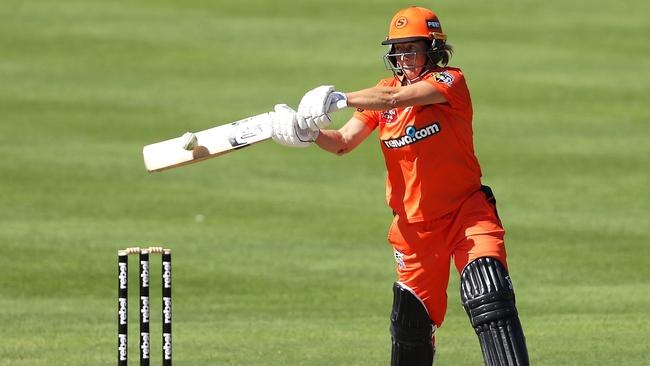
[387,186,508,332]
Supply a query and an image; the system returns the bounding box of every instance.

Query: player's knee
[390,282,435,366]
[460,257,516,327]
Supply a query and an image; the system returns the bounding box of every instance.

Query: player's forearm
[344,82,446,110]
[315,129,352,156]
[345,87,402,110]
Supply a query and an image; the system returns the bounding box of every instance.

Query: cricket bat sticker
[227,116,273,148]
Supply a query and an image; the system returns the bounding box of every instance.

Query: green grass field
[1,0,649,365]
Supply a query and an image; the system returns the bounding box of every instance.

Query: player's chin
[403,70,420,81]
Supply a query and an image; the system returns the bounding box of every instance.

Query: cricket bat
[142,93,347,172]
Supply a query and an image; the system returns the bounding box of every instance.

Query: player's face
[393,41,428,79]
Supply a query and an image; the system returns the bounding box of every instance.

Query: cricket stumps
[118,246,172,366]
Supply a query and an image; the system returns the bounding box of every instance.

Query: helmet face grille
[383,47,441,84]
[384,51,427,71]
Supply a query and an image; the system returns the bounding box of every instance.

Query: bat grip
[326,92,348,113]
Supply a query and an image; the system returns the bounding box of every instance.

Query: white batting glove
[297,85,336,131]
[270,104,318,148]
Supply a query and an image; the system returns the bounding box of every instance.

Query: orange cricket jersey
[354,67,482,222]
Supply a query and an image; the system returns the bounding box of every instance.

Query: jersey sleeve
[351,78,392,130]
[424,68,470,110]
[352,108,380,130]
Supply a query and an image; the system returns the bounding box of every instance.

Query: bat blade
[143,112,272,172]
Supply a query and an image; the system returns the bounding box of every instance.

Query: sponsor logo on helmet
[433,71,454,86]
[382,122,441,149]
[427,20,441,29]
[395,16,408,28]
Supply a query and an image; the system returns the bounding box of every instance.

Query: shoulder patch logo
[433,71,454,86]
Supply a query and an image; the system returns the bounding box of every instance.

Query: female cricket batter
[270,6,529,366]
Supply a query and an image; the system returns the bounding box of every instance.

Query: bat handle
[326,92,348,113]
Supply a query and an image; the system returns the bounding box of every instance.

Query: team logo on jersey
[433,71,454,86]
[381,109,397,123]
[382,122,441,149]
[394,250,406,270]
